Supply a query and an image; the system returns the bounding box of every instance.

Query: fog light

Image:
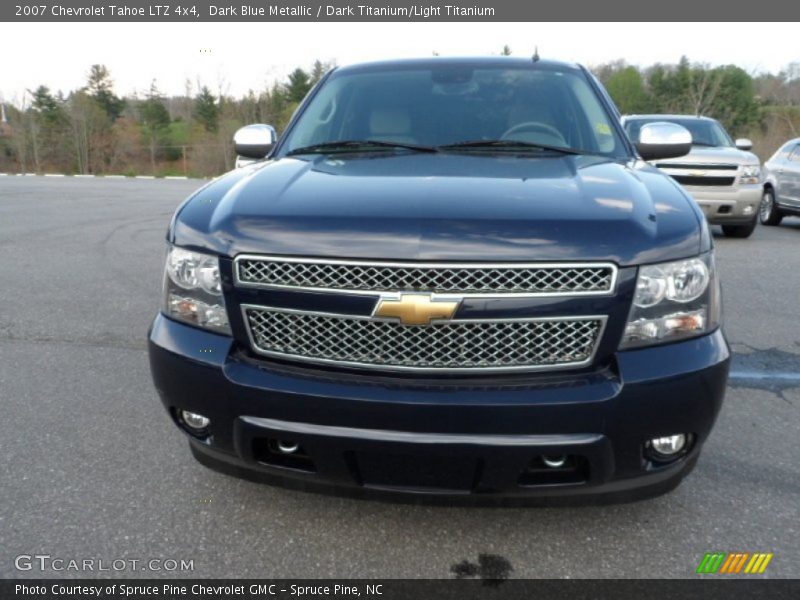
[648,434,687,460]
[181,410,210,431]
[542,455,567,468]
[276,440,299,454]
[743,205,755,215]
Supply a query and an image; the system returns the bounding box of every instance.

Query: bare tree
[65,92,105,173]
[686,65,723,116]
[24,92,42,173]
[7,98,30,173]
[590,59,628,85]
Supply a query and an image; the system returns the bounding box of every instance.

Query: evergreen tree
[285,68,312,103]
[140,81,171,173]
[86,64,125,120]
[194,86,219,132]
[605,67,653,114]
[31,86,64,125]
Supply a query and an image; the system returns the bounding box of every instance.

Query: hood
[653,145,759,166]
[171,153,704,266]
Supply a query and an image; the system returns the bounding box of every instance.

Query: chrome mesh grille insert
[243,307,604,372]
[235,257,616,295]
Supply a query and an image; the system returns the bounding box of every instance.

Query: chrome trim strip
[233,254,619,298]
[241,416,604,447]
[240,303,608,373]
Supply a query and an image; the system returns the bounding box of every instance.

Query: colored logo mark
[696,552,773,574]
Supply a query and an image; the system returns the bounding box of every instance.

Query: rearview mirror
[735,138,753,151]
[234,124,277,161]
[636,122,692,161]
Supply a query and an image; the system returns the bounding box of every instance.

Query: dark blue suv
[148,57,729,503]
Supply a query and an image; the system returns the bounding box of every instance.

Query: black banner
[3,580,800,600]
[3,0,799,22]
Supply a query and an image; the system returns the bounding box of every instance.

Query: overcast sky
[2,22,798,103]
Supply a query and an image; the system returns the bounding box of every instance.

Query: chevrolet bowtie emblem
[374,294,460,326]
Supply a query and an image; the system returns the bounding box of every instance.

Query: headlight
[740,164,760,185]
[619,253,720,349]
[162,246,231,335]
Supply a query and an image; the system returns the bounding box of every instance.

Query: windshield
[280,64,627,158]
[624,118,734,148]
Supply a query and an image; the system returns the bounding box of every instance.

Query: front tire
[759,188,783,226]
[722,217,757,238]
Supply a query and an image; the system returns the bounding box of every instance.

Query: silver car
[623,115,762,238]
[761,138,800,226]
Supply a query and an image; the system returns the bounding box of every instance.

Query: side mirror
[735,138,753,151]
[636,122,692,161]
[233,124,277,162]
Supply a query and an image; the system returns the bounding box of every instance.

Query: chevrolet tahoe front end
[148,58,729,503]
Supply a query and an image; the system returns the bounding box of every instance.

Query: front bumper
[148,314,730,503]
[685,184,761,224]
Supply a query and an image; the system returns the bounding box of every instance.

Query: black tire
[722,217,758,238]
[759,188,783,226]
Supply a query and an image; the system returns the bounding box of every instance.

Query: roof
[334,56,582,75]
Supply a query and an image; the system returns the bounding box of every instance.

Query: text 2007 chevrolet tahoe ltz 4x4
[148,58,729,503]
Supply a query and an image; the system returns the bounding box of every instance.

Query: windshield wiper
[690,141,717,147]
[286,140,438,156]
[437,139,584,155]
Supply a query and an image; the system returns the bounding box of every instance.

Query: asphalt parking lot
[1,176,798,579]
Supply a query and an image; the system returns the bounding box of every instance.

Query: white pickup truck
[623,114,762,238]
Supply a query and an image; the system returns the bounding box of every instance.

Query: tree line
[594,56,800,158]
[2,56,799,177]
[0,61,331,177]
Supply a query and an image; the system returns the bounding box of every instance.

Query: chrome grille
[243,306,605,372]
[235,256,616,296]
